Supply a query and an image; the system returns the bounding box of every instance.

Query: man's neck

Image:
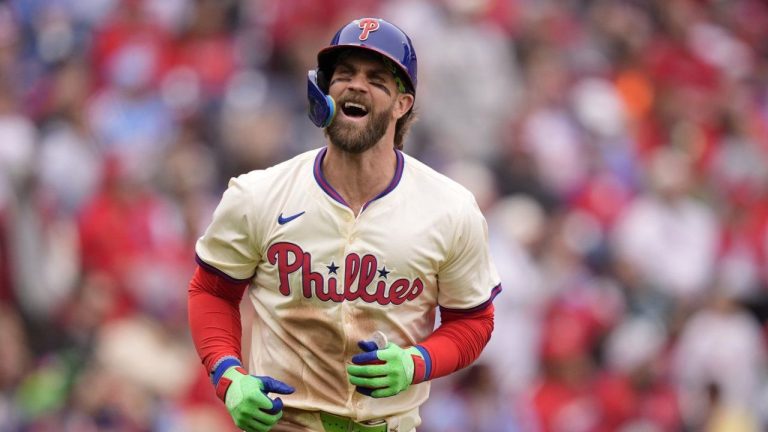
[322,141,398,215]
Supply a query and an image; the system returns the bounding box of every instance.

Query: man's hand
[346,340,424,398]
[219,366,295,432]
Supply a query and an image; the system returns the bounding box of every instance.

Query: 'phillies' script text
[267,242,423,305]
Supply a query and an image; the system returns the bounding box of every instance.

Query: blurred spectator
[704,382,761,432]
[77,155,191,321]
[530,325,600,432]
[515,47,588,199]
[90,0,173,89]
[87,40,175,179]
[167,0,239,100]
[2,1,768,430]
[595,317,681,431]
[0,83,35,193]
[479,195,548,394]
[37,59,102,216]
[387,0,521,163]
[673,286,766,430]
[612,146,718,303]
[420,363,526,432]
[218,71,294,173]
[0,303,31,430]
[0,181,12,302]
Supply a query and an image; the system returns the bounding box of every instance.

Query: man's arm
[188,264,294,431]
[418,300,496,381]
[187,264,248,373]
[347,296,496,396]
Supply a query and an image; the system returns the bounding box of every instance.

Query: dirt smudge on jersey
[277,305,349,403]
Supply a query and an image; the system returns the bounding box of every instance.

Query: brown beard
[326,100,393,154]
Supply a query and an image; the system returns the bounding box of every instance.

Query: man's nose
[345,74,369,93]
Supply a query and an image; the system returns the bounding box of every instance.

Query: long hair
[394,106,416,150]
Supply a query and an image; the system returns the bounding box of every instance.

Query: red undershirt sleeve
[417,303,495,381]
[187,265,249,373]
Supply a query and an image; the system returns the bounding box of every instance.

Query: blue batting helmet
[308,17,417,128]
[318,17,417,93]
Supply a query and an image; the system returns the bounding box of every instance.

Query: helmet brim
[317,45,415,94]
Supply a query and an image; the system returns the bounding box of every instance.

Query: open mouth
[341,102,369,119]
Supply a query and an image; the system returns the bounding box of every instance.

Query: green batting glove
[346,340,427,398]
[214,364,295,432]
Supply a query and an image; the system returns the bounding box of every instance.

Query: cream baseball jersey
[195,147,500,421]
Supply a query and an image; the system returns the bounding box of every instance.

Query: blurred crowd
[1,0,768,431]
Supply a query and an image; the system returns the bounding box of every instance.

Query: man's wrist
[211,356,242,386]
[409,345,430,384]
[211,356,243,402]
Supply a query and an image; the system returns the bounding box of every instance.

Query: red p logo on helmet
[357,18,380,41]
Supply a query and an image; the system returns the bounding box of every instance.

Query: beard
[326,100,393,154]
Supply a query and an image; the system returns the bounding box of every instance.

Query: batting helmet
[308,17,417,128]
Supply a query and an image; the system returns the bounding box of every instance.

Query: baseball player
[188,17,501,432]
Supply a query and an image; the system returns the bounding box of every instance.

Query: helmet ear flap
[316,69,330,93]
[307,70,336,128]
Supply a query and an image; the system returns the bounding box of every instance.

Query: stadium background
[1,0,768,430]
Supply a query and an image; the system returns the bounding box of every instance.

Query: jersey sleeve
[437,196,501,310]
[196,175,262,281]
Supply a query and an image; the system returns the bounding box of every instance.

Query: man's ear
[393,93,415,120]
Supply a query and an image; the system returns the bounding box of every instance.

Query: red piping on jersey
[313,147,405,211]
[188,265,248,373]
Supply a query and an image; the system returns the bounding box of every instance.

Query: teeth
[344,102,368,112]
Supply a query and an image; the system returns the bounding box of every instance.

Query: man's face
[325,51,404,153]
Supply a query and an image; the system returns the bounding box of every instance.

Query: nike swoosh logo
[278,211,306,225]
